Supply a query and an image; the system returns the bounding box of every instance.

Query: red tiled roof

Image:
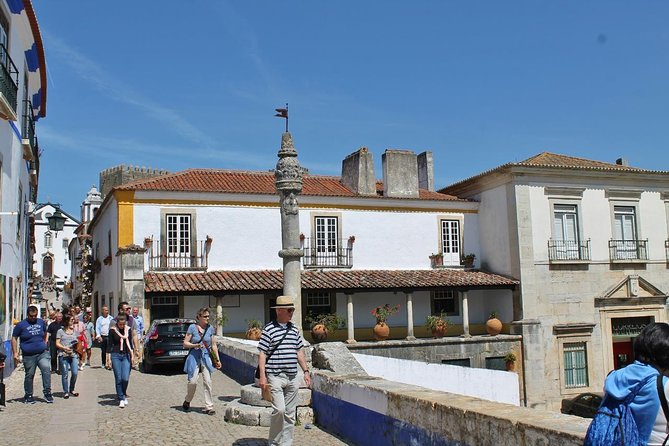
[442,152,669,193]
[144,269,518,294]
[118,169,462,201]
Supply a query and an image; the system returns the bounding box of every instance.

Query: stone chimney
[382,149,419,198]
[341,148,376,196]
[417,151,434,192]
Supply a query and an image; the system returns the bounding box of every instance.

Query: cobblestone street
[0,362,349,446]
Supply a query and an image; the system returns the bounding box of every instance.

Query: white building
[442,152,669,410]
[89,143,517,346]
[0,0,47,352]
[32,203,78,306]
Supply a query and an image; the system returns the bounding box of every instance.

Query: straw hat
[271,295,295,309]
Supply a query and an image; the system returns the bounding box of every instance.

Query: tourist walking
[95,306,114,369]
[55,315,79,399]
[11,305,53,404]
[257,296,311,446]
[82,311,95,368]
[106,313,134,408]
[182,307,221,414]
[46,311,63,374]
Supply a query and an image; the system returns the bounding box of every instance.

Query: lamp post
[0,202,67,234]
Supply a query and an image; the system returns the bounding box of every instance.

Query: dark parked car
[142,318,196,373]
[561,392,603,418]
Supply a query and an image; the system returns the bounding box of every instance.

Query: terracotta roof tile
[118,169,463,201]
[144,269,518,294]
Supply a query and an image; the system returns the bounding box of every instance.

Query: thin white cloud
[42,31,217,148]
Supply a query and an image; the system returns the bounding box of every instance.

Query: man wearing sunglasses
[11,305,53,404]
[257,295,311,446]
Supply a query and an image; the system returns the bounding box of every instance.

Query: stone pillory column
[275,132,305,332]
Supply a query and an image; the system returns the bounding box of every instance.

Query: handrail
[548,239,590,261]
[608,239,648,261]
[0,43,19,111]
[302,237,353,268]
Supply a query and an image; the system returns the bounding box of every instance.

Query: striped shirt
[258,321,304,376]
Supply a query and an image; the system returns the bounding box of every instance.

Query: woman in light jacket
[106,313,134,408]
[182,307,221,414]
[55,315,79,398]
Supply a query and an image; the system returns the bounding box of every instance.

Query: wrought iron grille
[302,237,353,268]
[608,239,648,261]
[147,238,209,271]
[547,239,590,261]
[22,99,35,148]
[0,43,18,111]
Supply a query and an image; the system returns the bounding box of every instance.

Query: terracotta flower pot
[432,323,447,338]
[486,317,503,336]
[246,327,262,341]
[311,324,328,343]
[505,360,516,372]
[373,322,390,341]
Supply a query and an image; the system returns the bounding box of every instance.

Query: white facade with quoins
[442,152,669,411]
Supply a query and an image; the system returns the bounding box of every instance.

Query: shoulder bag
[254,322,291,380]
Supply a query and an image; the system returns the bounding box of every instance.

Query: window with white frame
[44,231,52,249]
[166,214,191,264]
[613,206,639,260]
[553,204,580,259]
[440,220,460,265]
[431,290,459,316]
[563,342,589,388]
[315,216,338,263]
[305,291,333,317]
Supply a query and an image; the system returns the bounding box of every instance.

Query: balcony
[22,100,36,160]
[665,240,669,262]
[609,239,648,262]
[548,239,591,262]
[302,237,353,268]
[0,43,18,121]
[146,237,211,271]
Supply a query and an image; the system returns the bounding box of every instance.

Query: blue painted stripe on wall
[220,352,256,385]
[32,89,41,119]
[25,43,39,72]
[9,120,21,140]
[6,0,24,14]
[312,390,462,446]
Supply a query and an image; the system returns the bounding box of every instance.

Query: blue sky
[31,1,669,216]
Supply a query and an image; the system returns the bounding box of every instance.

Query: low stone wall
[218,337,259,384]
[312,372,589,446]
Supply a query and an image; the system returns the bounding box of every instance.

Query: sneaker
[123,399,128,406]
[119,400,126,408]
[182,401,190,412]
[64,393,70,399]
[45,394,54,404]
[24,395,36,404]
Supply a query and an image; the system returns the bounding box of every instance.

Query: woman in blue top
[182,307,221,414]
[601,322,669,445]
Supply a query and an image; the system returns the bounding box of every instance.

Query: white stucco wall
[475,184,515,276]
[182,293,266,333]
[352,353,520,405]
[32,205,78,280]
[91,198,119,311]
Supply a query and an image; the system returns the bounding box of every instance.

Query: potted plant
[371,304,400,341]
[504,352,517,371]
[245,319,263,340]
[215,311,228,333]
[305,312,345,343]
[462,253,476,268]
[486,311,503,336]
[425,313,448,338]
[429,253,444,268]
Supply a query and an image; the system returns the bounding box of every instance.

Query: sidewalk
[1,362,349,446]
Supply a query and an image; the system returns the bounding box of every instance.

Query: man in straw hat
[257,295,311,445]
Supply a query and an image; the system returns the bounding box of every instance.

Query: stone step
[224,398,314,427]
[240,384,312,407]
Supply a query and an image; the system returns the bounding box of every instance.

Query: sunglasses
[281,308,295,313]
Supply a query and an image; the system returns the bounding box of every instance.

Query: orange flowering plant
[371,304,400,324]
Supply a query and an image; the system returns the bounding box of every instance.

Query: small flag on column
[275,104,288,132]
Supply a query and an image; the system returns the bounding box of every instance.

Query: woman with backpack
[586,322,669,445]
[181,307,221,415]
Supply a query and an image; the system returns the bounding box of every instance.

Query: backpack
[583,374,654,446]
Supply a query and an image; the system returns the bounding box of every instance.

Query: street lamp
[0,202,67,234]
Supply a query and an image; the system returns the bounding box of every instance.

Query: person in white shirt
[95,306,114,370]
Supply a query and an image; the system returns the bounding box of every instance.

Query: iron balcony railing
[548,239,591,261]
[665,240,669,262]
[302,237,353,268]
[0,43,18,112]
[146,238,210,271]
[23,99,36,149]
[609,239,648,261]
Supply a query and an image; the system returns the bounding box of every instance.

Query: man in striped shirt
[258,295,311,446]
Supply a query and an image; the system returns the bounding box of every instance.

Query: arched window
[43,255,53,278]
[44,231,52,249]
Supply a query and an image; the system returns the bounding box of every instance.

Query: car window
[156,323,190,336]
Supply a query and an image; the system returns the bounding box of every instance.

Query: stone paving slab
[1,362,350,446]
